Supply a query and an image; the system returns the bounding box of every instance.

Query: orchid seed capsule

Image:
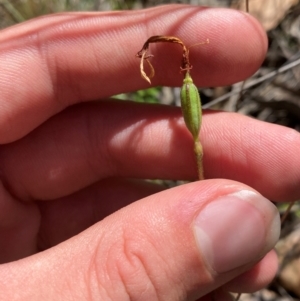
[180,72,202,140]
[180,71,204,180]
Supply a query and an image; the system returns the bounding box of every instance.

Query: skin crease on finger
[0,5,267,143]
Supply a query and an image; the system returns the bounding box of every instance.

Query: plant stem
[194,138,204,180]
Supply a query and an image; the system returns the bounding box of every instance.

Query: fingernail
[193,190,280,273]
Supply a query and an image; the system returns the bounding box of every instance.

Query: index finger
[0,5,267,143]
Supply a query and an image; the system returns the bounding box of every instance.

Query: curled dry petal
[140,50,155,84]
[136,35,192,84]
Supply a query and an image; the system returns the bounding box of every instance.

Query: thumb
[0,179,280,301]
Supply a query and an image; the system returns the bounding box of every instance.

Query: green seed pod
[180,72,202,140]
[180,71,204,180]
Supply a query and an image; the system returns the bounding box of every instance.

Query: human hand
[0,5,299,301]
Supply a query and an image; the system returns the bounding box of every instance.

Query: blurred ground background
[0,0,300,300]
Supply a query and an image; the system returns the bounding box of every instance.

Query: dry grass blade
[0,0,25,22]
[281,201,296,224]
[203,57,300,109]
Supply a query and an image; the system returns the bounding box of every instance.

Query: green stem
[194,138,204,180]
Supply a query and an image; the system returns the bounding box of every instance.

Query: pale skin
[0,5,300,301]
